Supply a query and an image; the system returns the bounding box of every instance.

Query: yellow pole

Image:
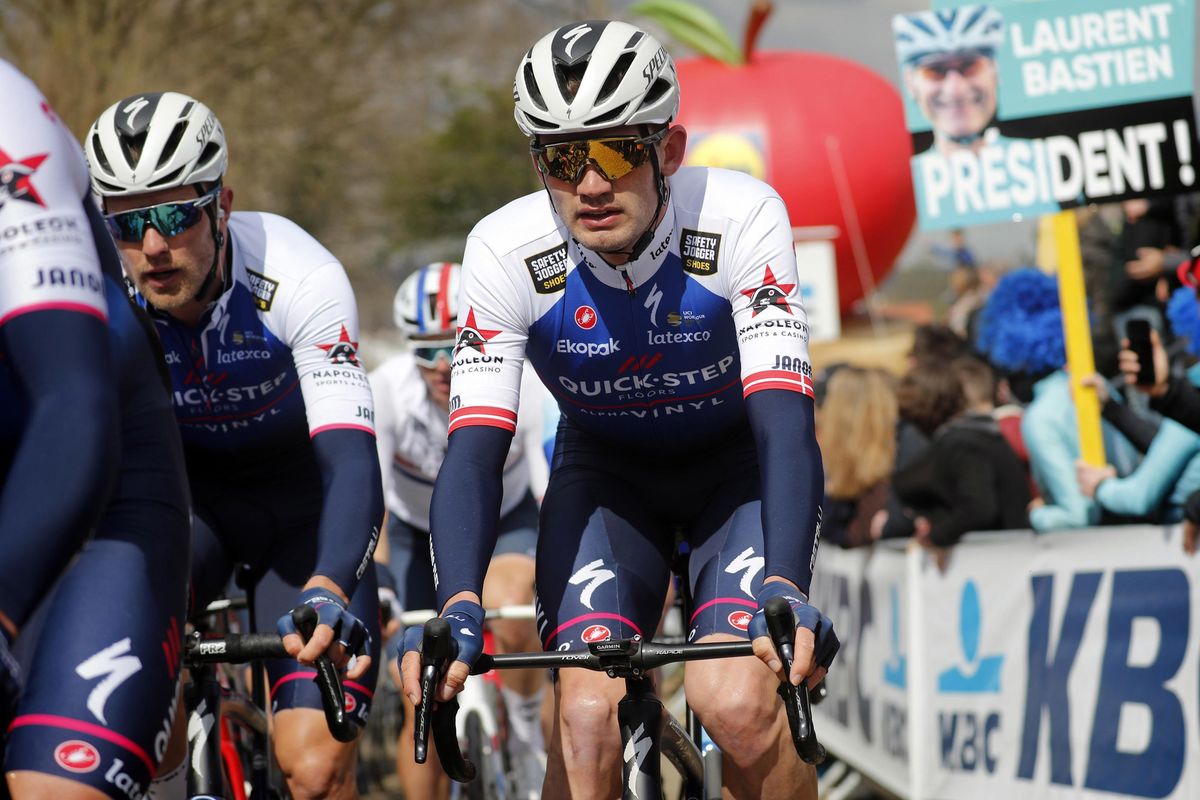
[1052,209,1105,466]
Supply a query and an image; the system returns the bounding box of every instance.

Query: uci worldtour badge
[680,229,721,276]
[524,243,569,294]
[245,268,279,312]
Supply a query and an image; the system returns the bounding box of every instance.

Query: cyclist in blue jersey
[1,61,190,800]
[85,92,383,800]
[401,21,838,799]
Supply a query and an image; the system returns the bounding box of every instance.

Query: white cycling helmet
[86,91,227,197]
[893,5,1005,65]
[513,20,679,137]
[394,262,462,338]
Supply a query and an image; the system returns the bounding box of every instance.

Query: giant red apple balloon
[637,0,915,315]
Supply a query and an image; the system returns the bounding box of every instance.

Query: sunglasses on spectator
[103,186,219,243]
[531,128,668,184]
[914,51,991,82]
[412,339,456,368]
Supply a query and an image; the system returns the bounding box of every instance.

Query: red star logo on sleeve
[0,149,50,209]
[740,265,796,317]
[455,307,501,355]
[316,324,361,366]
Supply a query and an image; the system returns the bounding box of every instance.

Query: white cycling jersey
[138,211,375,456]
[371,353,550,531]
[0,59,107,328]
[448,166,814,448]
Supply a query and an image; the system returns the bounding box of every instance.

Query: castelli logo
[54,740,100,773]
[575,306,598,330]
[728,611,752,631]
[581,624,611,643]
[344,693,357,713]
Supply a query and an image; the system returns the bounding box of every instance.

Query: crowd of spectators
[817,196,1200,562]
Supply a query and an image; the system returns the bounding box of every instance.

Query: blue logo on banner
[938,580,1003,693]
[883,585,907,689]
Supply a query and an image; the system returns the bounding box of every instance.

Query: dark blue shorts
[534,418,767,650]
[386,490,539,617]
[188,462,381,727]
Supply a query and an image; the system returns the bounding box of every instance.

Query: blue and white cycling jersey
[137,212,376,459]
[448,166,814,449]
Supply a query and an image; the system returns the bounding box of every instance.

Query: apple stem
[743,0,773,63]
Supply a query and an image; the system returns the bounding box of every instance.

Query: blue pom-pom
[1167,286,1200,357]
[975,268,1065,374]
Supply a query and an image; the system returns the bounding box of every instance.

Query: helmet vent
[180,100,194,116]
[148,166,185,189]
[588,103,627,127]
[197,141,222,171]
[523,113,558,131]
[89,132,113,174]
[523,63,547,111]
[644,77,672,106]
[597,52,635,104]
[625,31,644,48]
[555,61,588,103]
[118,132,147,171]
[157,123,186,170]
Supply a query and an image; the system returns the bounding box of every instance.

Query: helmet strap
[192,184,226,303]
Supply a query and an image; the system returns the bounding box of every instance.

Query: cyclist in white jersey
[401,20,839,800]
[371,261,548,798]
[86,92,383,800]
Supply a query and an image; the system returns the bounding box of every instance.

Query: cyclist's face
[415,337,453,408]
[907,51,997,143]
[107,185,232,317]
[537,125,687,262]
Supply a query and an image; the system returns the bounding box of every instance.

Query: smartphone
[1126,319,1155,387]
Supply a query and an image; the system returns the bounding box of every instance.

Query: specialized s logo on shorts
[524,243,569,294]
[680,228,721,276]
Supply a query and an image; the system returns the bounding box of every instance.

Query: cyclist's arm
[429,234,531,610]
[430,425,512,611]
[0,310,118,629]
[285,259,383,599]
[728,189,822,593]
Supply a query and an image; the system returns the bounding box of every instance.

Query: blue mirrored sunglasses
[412,341,455,368]
[103,187,219,243]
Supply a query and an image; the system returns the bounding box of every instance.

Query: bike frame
[416,598,823,800]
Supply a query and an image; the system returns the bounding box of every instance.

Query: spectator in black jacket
[890,362,1031,567]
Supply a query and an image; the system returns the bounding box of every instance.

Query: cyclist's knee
[686,659,781,759]
[273,710,358,799]
[555,675,623,759]
[482,553,535,608]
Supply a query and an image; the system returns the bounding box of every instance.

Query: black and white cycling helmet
[893,5,1005,65]
[86,91,227,197]
[394,262,462,338]
[513,20,679,137]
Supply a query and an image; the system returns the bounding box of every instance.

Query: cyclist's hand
[277,587,372,680]
[399,599,484,706]
[749,581,839,689]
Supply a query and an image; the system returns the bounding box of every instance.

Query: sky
[609,0,1200,276]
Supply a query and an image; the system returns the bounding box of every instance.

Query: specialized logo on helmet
[581,624,612,643]
[121,97,151,129]
[561,23,593,58]
[455,307,500,355]
[54,740,101,773]
[0,148,49,210]
[741,265,795,317]
[316,325,361,366]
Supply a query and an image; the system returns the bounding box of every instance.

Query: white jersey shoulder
[226,210,374,436]
[0,59,106,326]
